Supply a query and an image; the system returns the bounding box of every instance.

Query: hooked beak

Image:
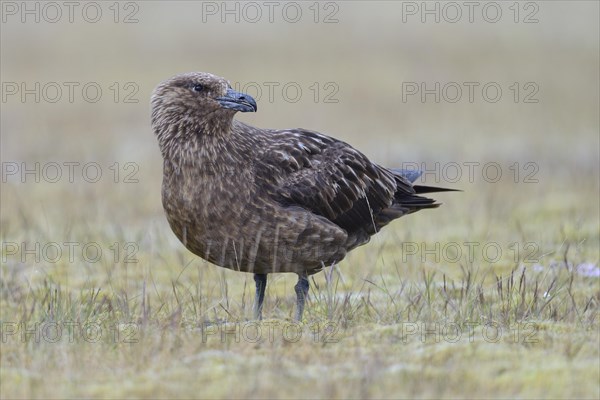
[216,88,257,112]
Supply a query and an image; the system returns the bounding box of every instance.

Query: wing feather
[256,128,412,233]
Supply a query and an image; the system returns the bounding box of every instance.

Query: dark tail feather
[394,192,441,214]
[413,185,461,194]
[404,197,441,209]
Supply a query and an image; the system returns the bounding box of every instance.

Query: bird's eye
[192,84,204,92]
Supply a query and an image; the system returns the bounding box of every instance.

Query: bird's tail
[413,185,459,194]
[377,168,457,226]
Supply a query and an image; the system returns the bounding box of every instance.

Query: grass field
[1,1,599,399]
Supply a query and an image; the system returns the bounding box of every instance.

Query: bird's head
[151,72,257,149]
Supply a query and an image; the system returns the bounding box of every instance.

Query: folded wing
[255,128,438,235]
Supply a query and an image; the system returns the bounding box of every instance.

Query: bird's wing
[255,128,417,233]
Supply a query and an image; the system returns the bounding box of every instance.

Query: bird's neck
[160,116,238,168]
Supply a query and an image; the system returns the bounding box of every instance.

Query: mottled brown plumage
[151,72,453,320]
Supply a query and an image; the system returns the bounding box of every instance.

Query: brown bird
[151,72,454,321]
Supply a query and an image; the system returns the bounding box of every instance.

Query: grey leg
[294,274,309,321]
[254,273,267,320]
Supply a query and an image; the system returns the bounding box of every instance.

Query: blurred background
[1,0,598,282]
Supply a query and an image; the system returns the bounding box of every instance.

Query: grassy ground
[1,1,599,399]
[2,173,598,399]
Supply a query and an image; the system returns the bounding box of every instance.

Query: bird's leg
[253,273,267,320]
[294,274,309,321]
